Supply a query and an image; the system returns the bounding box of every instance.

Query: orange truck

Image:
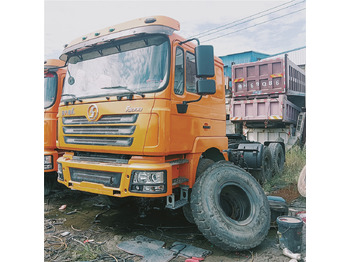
[44,59,66,195]
[56,16,272,251]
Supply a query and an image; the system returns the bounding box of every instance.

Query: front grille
[65,136,133,146]
[62,114,138,147]
[70,168,122,188]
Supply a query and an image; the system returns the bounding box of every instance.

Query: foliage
[263,145,306,193]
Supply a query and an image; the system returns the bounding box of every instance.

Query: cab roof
[60,16,180,61]
[44,59,65,69]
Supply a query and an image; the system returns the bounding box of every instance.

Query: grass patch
[69,242,102,261]
[263,145,306,193]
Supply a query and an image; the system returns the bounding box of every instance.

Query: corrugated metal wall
[286,48,306,69]
[270,46,306,70]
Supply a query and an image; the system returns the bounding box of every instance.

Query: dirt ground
[44,186,306,262]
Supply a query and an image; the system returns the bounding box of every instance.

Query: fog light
[44,155,53,170]
[143,185,165,192]
[130,170,166,194]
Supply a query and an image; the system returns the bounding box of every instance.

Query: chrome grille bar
[63,125,136,135]
[64,136,133,146]
[63,114,138,125]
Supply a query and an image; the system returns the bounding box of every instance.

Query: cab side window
[174,47,184,95]
[186,52,196,93]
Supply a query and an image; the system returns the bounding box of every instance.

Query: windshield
[62,34,170,100]
[44,72,58,108]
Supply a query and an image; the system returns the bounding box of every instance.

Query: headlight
[44,155,53,170]
[57,163,63,181]
[132,171,165,184]
[130,170,166,193]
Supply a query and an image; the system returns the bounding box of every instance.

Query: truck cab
[57,16,226,198]
[56,16,271,251]
[44,59,66,195]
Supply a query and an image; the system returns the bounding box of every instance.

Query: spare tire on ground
[190,161,271,251]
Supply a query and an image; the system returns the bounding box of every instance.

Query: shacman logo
[126,106,143,112]
[62,108,75,116]
[87,104,99,121]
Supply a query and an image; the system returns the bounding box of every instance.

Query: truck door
[170,44,222,153]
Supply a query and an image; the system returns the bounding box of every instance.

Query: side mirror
[195,45,215,77]
[197,79,216,95]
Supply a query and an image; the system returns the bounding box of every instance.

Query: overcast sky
[45,0,306,60]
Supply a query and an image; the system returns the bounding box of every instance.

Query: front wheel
[191,161,270,251]
[44,172,56,196]
[183,158,214,224]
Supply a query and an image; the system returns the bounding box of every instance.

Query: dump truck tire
[183,158,214,224]
[191,161,270,251]
[269,143,285,176]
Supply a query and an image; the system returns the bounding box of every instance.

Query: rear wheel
[183,158,214,224]
[251,146,273,184]
[191,161,270,251]
[269,143,285,176]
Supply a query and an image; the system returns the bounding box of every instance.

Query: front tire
[183,158,214,224]
[44,172,56,196]
[191,161,270,251]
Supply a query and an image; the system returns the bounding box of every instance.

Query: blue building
[219,51,270,81]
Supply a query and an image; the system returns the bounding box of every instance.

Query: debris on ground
[169,241,211,258]
[282,248,301,260]
[117,235,175,262]
[58,204,67,211]
[116,235,212,262]
[45,189,306,261]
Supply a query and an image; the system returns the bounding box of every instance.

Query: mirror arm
[182,95,203,105]
[179,38,200,46]
[176,95,203,114]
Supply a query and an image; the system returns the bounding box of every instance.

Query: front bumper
[57,153,175,198]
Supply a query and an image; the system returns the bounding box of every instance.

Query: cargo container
[229,95,301,124]
[232,54,305,102]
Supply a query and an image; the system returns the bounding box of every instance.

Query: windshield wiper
[101,86,145,99]
[61,94,82,104]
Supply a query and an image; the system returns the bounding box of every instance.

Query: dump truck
[228,55,306,175]
[44,59,66,195]
[56,16,275,251]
